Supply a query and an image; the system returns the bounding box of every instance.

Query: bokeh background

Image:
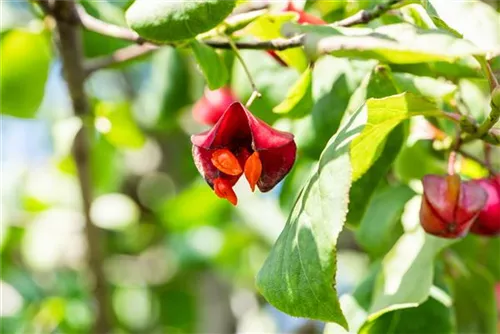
[1,1,377,333]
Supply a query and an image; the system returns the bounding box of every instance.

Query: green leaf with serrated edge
[345,65,406,228]
[296,23,483,64]
[425,0,500,52]
[95,101,145,149]
[256,105,368,329]
[368,229,455,319]
[356,185,415,257]
[246,13,307,71]
[273,67,313,118]
[191,40,228,90]
[453,261,497,334]
[361,297,455,334]
[1,30,51,118]
[350,92,443,182]
[393,73,457,102]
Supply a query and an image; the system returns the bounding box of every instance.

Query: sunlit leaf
[350,92,443,181]
[393,73,457,102]
[297,23,484,64]
[426,0,500,52]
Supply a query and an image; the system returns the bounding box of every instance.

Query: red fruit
[192,87,237,125]
[470,176,500,236]
[191,102,296,204]
[420,174,487,238]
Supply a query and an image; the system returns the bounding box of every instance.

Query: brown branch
[331,0,403,27]
[42,0,112,332]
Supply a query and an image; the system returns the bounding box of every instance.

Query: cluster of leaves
[1,0,500,333]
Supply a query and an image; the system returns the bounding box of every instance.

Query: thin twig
[226,36,262,107]
[331,0,403,27]
[39,1,111,332]
[85,43,158,76]
[77,5,145,44]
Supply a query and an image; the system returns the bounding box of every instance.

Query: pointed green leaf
[273,67,313,118]
[256,104,368,329]
[191,40,228,90]
[350,92,443,181]
[1,30,51,118]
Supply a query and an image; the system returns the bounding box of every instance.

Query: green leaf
[190,40,228,90]
[1,29,51,118]
[126,0,236,42]
[361,297,455,334]
[350,92,443,181]
[273,67,313,118]
[246,13,308,71]
[299,23,483,64]
[256,104,368,328]
[356,185,415,257]
[453,262,497,334]
[95,101,145,149]
[393,73,457,102]
[426,0,500,52]
[345,65,406,228]
[458,78,490,123]
[369,229,455,318]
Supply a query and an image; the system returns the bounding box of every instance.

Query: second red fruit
[470,175,500,236]
[192,87,237,126]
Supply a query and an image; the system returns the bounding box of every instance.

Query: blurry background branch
[35,0,112,333]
